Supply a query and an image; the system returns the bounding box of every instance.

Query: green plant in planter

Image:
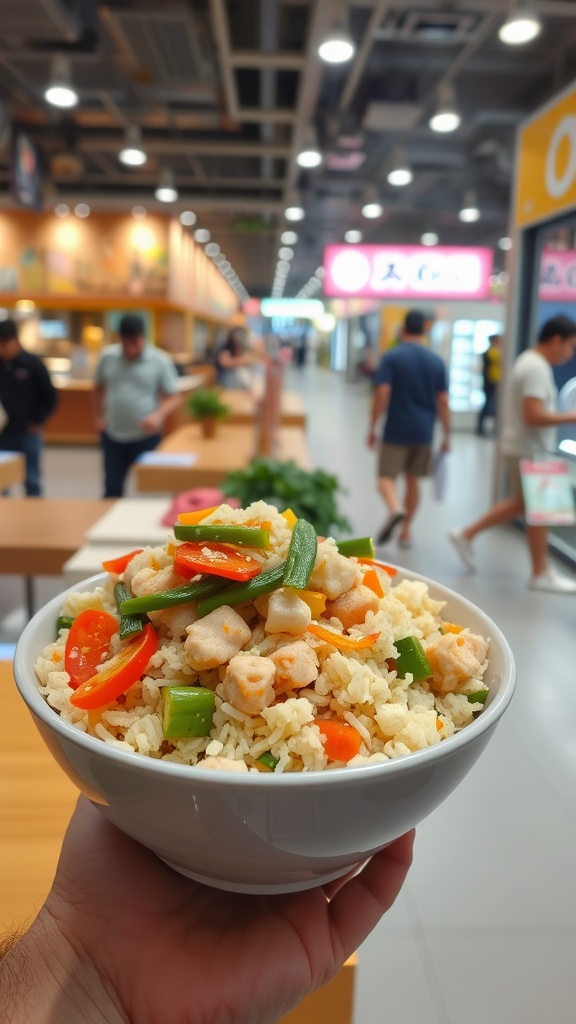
[222,458,351,537]
[187,388,230,437]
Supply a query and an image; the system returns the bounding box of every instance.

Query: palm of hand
[48,799,413,1024]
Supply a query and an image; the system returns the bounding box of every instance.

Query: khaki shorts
[378,443,432,479]
[504,455,524,502]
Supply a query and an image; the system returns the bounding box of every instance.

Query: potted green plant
[187,388,230,438]
[222,458,351,537]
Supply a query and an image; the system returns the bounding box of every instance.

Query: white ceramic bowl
[14,570,516,894]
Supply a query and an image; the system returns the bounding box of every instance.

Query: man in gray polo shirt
[93,314,181,497]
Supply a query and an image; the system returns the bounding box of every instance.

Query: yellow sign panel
[516,81,576,227]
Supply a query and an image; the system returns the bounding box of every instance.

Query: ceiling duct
[104,8,218,87]
[1,0,82,41]
[375,8,486,46]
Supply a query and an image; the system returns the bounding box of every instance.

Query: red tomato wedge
[70,623,159,711]
[174,542,263,581]
[101,549,144,574]
[64,610,119,689]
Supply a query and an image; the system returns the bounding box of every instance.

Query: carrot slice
[177,505,220,525]
[317,720,362,762]
[357,557,398,577]
[362,568,384,598]
[101,549,144,574]
[307,623,380,650]
[442,623,463,634]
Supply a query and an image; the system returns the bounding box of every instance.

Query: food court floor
[2,363,576,1023]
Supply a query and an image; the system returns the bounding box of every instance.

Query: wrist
[0,909,126,1024]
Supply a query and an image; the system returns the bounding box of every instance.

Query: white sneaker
[448,528,475,570]
[529,568,576,593]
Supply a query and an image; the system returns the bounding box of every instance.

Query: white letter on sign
[545,114,576,199]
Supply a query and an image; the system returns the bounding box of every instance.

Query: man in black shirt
[0,318,58,495]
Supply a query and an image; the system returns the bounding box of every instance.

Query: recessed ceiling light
[74,203,90,218]
[421,232,439,246]
[281,230,298,244]
[387,167,413,187]
[498,236,513,250]
[54,203,70,218]
[278,247,294,261]
[285,205,305,221]
[362,201,383,219]
[180,210,197,227]
[194,228,211,243]
[205,242,220,257]
[345,229,362,243]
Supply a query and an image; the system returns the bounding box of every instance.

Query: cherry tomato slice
[174,542,262,582]
[64,609,119,689]
[70,623,159,711]
[101,549,144,574]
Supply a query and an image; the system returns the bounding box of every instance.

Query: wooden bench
[134,422,311,494]
[0,451,26,492]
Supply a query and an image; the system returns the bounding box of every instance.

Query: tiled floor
[2,363,576,1022]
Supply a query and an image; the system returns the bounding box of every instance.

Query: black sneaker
[376,512,406,545]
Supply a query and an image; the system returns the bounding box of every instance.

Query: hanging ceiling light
[119,124,147,166]
[499,0,542,44]
[498,236,513,250]
[285,192,305,221]
[421,232,439,246]
[155,168,178,203]
[319,0,355,63]
[387,148,413,187]
[429,83,461,133]
[361,186,383,219]
[345,229,363,243]
[194,228,211,243]
[297,126,323,168]
[281,230,298,245]
[180,210,197,227]
[459,190,481,222]
[44,55,78,108]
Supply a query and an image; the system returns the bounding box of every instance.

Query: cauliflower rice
[35,502,490,773]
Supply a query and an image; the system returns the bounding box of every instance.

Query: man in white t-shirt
[449,315,576,593]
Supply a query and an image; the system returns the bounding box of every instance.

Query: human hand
[367,429,378,449]
[30,798,414,1024]
[139,410,163,435]
[441,437,451,453]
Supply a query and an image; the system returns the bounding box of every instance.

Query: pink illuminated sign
[323,244,494,300]
[539,250,576,302]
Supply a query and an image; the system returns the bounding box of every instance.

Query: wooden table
[0,660,355,1023]
[0,498,113,616]
[0,452,25,492]
[215,389,307,428]
[134,422,311,494]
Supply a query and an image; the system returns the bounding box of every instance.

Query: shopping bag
[431,449,448,501]
[520,459,575,525]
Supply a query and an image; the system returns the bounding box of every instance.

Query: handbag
[520,458,575,525]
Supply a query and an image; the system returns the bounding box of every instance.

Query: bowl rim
[13,569,516,789]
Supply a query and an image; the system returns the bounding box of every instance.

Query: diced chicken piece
[123,548,171,590]
[148,602,198,639]
[308,539,362,599]
[195,757,249,772]
[264,589,311,635]
[222,654,276,715]
[130,565,181,598]
[425,631,489,694]
[270,641,319,695]
[184,606,252,671]
[325,584,380,630]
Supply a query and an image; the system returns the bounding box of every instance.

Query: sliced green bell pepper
[394,636,432,680]
[173,524,270,548]
[467,690,488,705]
[257,751,279,771]
[162,685,216,739]
[282,518,317,590]
[336,537,376,558]
[56,615,74,637]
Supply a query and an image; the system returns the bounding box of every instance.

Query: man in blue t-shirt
[367,310,451,547]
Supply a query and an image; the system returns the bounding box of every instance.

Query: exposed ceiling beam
[230,51,305,70]
[19,192,285,215]
[77,138,291,159]
[340,0,390,112]
[70,172,284,191]
[236,108,297,124]
[210,0,240,122]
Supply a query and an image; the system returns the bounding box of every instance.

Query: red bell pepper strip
[64,609,119,689]
[174,542,263,582]
[101,549,144,574]
[70,623,158,710]
[307,623,380,650]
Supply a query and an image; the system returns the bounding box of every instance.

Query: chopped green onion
[114,582,143,641]
[120,576,226,616]
[197,562,287,617]
[257,751,279,771]
[467,690,488,705]
[282,519,317,590]
[56,615,74,637]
